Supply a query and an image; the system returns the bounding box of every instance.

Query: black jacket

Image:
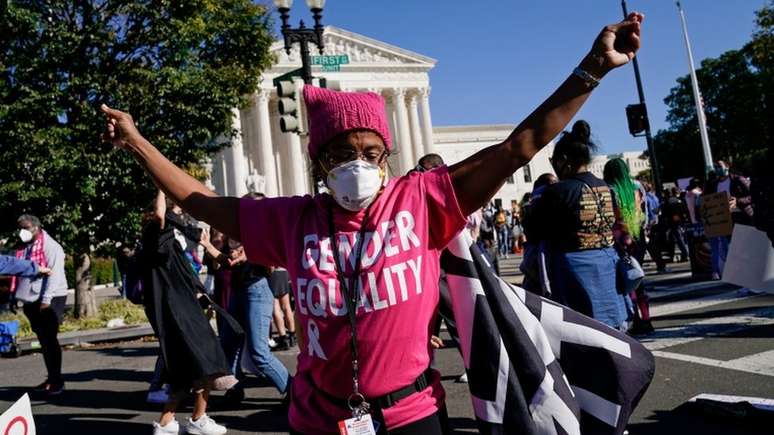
[140,212,239,392]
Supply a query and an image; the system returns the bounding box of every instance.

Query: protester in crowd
[201,192,292,403]
[114,242,134,297]
[639,182,669,273]
[526,122,628,330]
[521,173,558,296]
[9,214,68,397]
[684,178,703,225]
[704,160,753,279]
[663,187,690,262]
[494,206,510,259]
[270,267,296,350]
[604,158,653,335]
[511,209,526,254]
[141,191,236,435]
[198,230,248,407]
[102,13,643,432]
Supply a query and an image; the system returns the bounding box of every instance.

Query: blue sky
[274,0,765,154]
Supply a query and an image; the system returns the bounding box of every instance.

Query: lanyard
[327,200,373,417]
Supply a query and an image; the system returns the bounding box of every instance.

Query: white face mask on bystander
[326,159,385,212]
[19,229,34,243]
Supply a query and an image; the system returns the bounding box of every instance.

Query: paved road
[1,259,772,434]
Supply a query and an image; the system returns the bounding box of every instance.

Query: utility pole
[676,1,714,175]
[621,0,663,195]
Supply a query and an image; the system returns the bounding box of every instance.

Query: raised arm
[450,13,644,216]
[100,106,241,241]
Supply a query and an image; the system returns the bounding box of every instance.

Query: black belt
[319,368,434,410]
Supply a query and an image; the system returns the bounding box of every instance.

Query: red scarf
[10,230,48,293]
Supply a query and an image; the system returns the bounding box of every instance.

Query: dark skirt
[548,247,627,329]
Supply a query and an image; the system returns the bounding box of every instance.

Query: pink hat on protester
[303,85,393,160]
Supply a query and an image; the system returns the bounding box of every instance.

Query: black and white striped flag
[441,232,655,435]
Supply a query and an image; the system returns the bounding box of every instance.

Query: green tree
[0,1,275,316]
[653,1,772,183]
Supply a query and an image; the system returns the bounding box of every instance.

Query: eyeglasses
[322,148,387,166]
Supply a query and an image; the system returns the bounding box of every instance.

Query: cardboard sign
[0,394,36,435]
[700,192,733,238]
[723,224,774,294]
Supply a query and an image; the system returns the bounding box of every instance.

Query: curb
[18,323,153,352]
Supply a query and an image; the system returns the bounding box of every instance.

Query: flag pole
[676,1,714,175]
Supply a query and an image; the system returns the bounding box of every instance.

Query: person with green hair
[603,158,642,241]
[603,158,653,335]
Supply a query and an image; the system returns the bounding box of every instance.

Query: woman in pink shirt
[101,13,643,435]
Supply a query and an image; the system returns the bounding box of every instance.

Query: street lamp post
[274,0,326,85]
[621,0,663,196]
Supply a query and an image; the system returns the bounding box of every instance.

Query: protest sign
[700,192,733,238]
[0,394,35,435]
[723,224,774,294]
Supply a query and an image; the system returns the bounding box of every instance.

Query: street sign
[312,55,349,72]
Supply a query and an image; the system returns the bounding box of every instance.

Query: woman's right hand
[100,104,144,151]
[200,229,211,247]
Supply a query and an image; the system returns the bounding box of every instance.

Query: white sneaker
[268,338,277,349]
[185,415,227,435]
[152,419,180,435]
[147,386,170,404]
[457,373,468,383]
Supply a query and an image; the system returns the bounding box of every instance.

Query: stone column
[418,87,436,155]
[407,91,425,163]
[226,108,248,197]
[255,89,279,197]
[393,89,414,175]
[286,129,305,196]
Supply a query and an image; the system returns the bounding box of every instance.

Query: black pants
[23,296,66,384]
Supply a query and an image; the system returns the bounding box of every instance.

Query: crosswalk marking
[642,305,774,351]
[649,290,754,317]
[651,349,774,377]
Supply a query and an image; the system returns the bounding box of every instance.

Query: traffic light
[276,80,299,133]
[626,103,649,136]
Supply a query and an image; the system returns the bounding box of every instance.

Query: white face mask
[19,229,34,243]
[326,160,385,211]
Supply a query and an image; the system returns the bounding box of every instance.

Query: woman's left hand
[581,12,644,78]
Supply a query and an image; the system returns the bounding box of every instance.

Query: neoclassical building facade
[208,26,437,197]
[207,26,559,207]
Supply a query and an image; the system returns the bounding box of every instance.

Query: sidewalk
[18,323,153,351]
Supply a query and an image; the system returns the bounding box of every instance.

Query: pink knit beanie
[303,85,393,160]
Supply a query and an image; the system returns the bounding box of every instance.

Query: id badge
[338,414,378,435]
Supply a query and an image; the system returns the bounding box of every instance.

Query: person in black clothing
[141,191,237,435]
[663,188,689,262]
[525,120,627,330]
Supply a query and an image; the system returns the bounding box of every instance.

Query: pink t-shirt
[240,166,466,434]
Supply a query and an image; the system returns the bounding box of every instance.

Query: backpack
[0,320,21,358]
